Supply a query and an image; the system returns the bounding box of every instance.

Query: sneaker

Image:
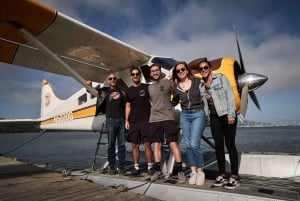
[188,172,197,185]
[196,172,205,185]
[214,175,227,187]
[151,171,162,181]
[132,168,140,176]
[147,168,155,176]
[109,169,117,175]
[224,177,240,189]
[177,171,186,184]
[118,167,125,175]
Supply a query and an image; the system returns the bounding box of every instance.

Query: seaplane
[1,1,299,201]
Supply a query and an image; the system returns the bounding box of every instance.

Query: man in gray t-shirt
[149,78,174,122]
[148,64,186,184]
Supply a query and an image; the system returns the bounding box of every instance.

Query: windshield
[150,57,177,70]
[140,57,178,83]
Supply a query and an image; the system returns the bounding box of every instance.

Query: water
[0,127,299,170]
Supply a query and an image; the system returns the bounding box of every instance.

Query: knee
[190,143,200,150]
[225,143,237,151]
[169,142,179,151]
[154,143,161,150]
[144,143,151,150]
[132,144,139,149]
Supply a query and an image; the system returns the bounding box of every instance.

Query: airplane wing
[0,0,151,84]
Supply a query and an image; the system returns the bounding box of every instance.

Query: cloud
[117,0,300,94]
[1,0,300,121]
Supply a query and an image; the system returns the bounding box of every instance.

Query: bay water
[0,127,299,170]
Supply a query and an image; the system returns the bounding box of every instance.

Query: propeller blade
[233,23,246,74]
[239,85,249,122]
[249,91,261,111]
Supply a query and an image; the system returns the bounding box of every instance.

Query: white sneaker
[177,171,186,184]
[196,172,205,185]
[188,172,197,185]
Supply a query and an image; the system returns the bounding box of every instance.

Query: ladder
[91,121,107,171]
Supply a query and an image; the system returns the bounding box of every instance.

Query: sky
[1,0,300,123]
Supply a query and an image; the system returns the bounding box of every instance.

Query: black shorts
[126,122,151,144]
[149,120,179,144]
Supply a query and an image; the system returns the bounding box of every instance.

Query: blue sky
[1,0,300,122]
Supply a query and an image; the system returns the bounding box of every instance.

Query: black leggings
[210,114,238,175]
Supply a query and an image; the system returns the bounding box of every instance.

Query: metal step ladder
[91,121,107,171]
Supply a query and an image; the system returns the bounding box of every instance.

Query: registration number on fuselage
[54,111,74,123]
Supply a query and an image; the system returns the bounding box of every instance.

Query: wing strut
[16,26,98,97]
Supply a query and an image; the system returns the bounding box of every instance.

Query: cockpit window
[140,65,151,83]
[151,57,177,70]
[78,93,87,105]
[140,57,178,83]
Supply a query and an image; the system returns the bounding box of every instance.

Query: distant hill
[238,120,300,127]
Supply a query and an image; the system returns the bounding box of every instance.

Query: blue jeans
[180,109,206,168]
[106,118,126,169]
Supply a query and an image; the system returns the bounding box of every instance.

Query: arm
[221,75,236,123]
[170,81,179,106]
[125,102,131,129]
[171,93,180,106]
[86,80,93,93]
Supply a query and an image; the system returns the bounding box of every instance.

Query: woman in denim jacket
[198,58,240,189]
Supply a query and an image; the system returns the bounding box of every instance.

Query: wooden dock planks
[0,157,159,201]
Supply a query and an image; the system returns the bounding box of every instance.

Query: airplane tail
[40,79,63,118]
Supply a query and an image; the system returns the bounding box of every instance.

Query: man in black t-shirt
[125,67,153,176]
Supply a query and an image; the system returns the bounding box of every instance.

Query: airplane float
[0,0,268,132]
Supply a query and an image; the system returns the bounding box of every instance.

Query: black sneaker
[132,168,140,176]
[213,175,227,187]
[147,168,155,176]
[150,171,162,181]
[118,167,125,175]
[224,177,240,189]
[109,169,117,175]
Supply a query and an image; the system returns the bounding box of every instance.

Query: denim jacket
[199,73,236,119]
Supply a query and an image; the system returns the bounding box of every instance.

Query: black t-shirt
[105,88,125,119]
[125,83,151,123]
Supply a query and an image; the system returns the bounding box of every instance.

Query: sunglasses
[199,66,209,72]
[131,73,140,76]
[108,77,117,80]
[176,67,186,74]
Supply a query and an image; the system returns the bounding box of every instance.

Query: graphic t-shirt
[105,88,125,118]
[125,83,151,123]
[148,79,175,122]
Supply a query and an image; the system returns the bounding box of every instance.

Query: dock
[1,155,300,201]
[0,156,159,201]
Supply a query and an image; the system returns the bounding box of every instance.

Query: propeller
[233,23,268,121]
[239,85,248,122]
